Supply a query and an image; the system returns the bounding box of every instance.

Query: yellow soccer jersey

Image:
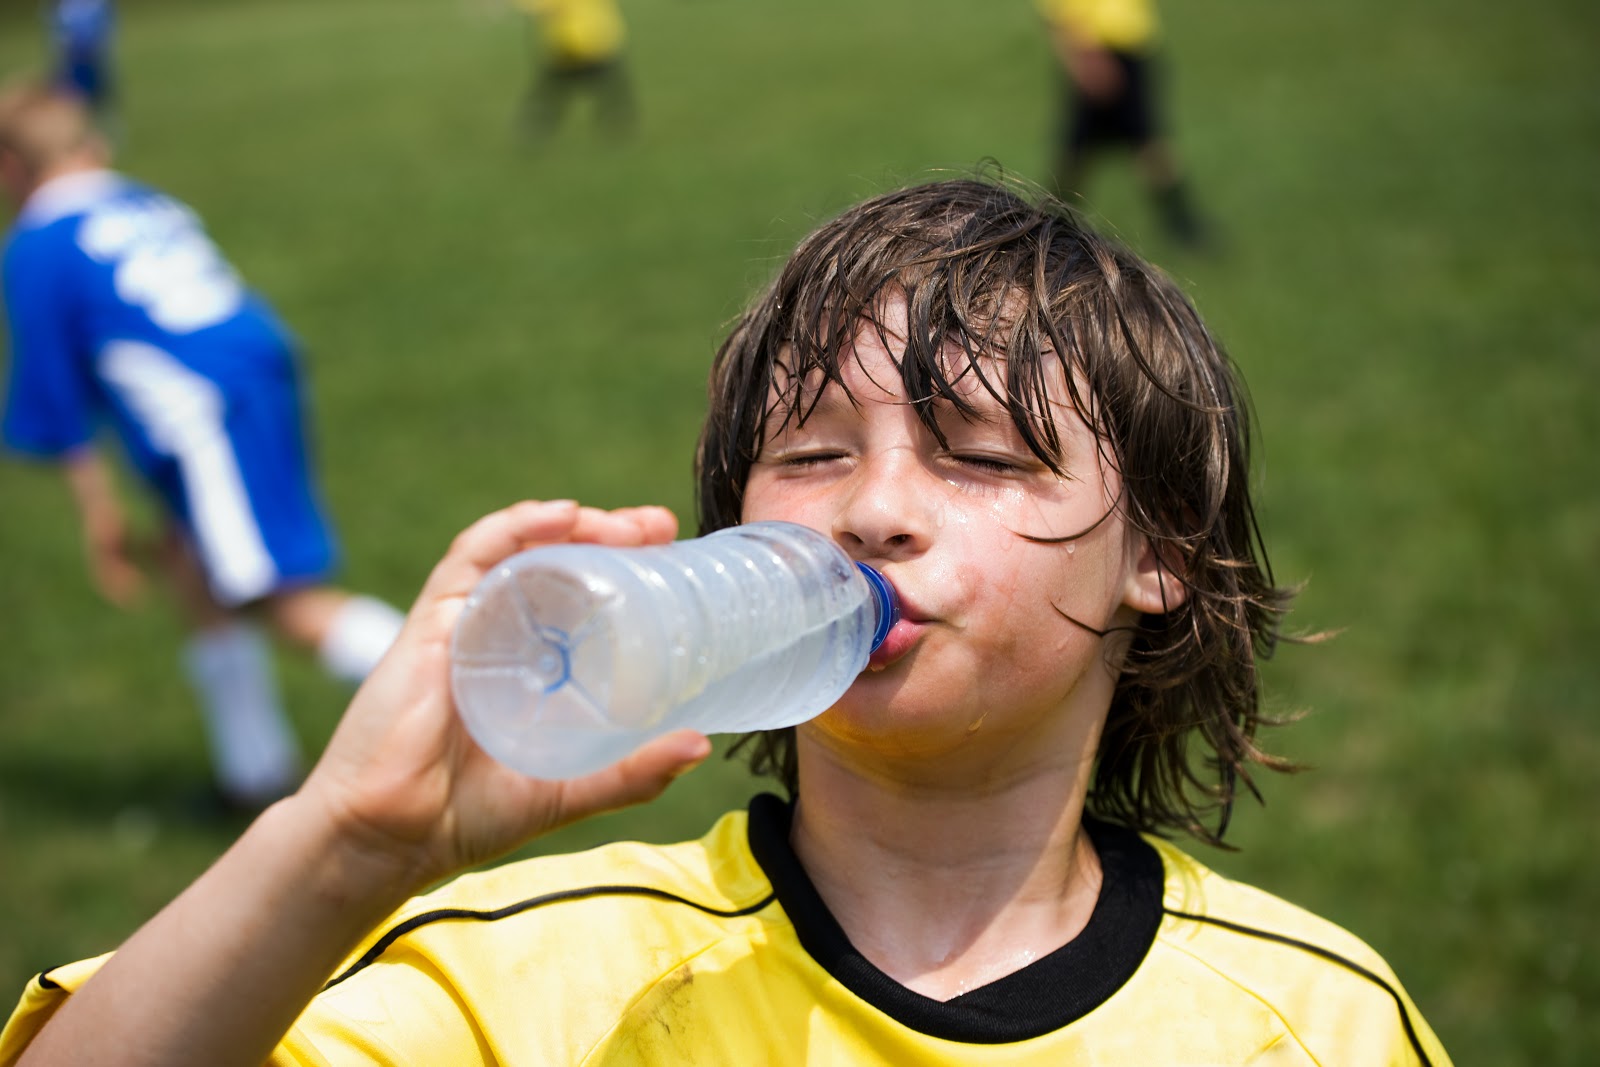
[1038,0,1159,52]
[520,0,625,66]
[2,796,1452,1066]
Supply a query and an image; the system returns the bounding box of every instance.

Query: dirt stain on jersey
[616,963,698,1058]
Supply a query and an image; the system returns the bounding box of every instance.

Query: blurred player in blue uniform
[47,0,117,125]
[0,83,403,809]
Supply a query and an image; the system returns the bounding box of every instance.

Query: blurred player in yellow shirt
[517,0,635,141]
[1039,0,1208,248]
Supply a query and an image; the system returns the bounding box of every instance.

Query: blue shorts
[126,347,340,608]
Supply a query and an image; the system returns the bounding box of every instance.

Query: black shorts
[1065,50,1160,150]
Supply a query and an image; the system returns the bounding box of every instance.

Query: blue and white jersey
[3,170,294,466]
[2,170,337,604]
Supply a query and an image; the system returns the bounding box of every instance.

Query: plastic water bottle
[449,521,899,779]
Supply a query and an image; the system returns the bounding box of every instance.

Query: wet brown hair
[694,176,1297,846]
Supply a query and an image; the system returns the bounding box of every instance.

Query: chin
[804,699,984,760]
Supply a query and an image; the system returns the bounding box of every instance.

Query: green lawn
[1,0,1596,1060]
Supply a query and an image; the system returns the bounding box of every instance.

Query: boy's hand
[62,448,147,608]
[82,512,148,608]
[290,500,711,895]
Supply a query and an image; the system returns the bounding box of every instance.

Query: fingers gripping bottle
[449,521,899,779]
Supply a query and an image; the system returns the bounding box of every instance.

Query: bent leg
[160,530,301,807]
[265,586,404,685]
[592,60,637,137]
[1049,75,1094,203]
[181,622,301,808]
[1135,139,1209,249]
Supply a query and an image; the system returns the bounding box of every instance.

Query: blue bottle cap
[855,562,900,654]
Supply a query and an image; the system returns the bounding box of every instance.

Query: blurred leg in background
[162,530,403,810]
[1042,0,1210,250]
[146,364,405,809]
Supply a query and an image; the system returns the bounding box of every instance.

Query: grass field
[1,0,1596,1059]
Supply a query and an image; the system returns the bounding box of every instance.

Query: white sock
[317,594,405,684]
[181,622,301,804]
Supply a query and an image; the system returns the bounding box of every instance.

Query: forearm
[14,499,708,1065]
[57,446,148,605]
[17,796,419,1067]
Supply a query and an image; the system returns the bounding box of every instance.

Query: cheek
[740,475,828,527]
[990,477,1118,545]
[738,468,785,521]
[976,527,1125,641]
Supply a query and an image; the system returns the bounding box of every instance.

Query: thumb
[554,730,713,826]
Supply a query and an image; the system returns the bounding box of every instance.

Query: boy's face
[741,297,1174,775]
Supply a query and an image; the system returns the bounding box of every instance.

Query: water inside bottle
[450,522,889,778]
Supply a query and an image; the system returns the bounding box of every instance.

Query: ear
[1122,532,1188,616]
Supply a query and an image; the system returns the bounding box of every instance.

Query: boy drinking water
[1,178,1451,1065]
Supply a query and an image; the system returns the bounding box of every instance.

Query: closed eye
[950,453,1021,474]
[775,450,847,468]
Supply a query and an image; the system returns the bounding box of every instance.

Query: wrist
[255,793,428,921]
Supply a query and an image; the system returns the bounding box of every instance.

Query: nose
[831,448,934,562]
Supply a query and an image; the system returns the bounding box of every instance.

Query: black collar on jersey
[745,792,1165,1044]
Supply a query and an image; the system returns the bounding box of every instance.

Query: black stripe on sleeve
[321,885,776,992]
[35,971,62,991]
[1164,909,1434,1067]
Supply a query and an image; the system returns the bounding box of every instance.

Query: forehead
[770,298,1076,407]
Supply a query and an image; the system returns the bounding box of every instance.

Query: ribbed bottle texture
[449,521,897,779]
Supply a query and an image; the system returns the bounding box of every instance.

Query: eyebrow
[763,376,1026,445]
